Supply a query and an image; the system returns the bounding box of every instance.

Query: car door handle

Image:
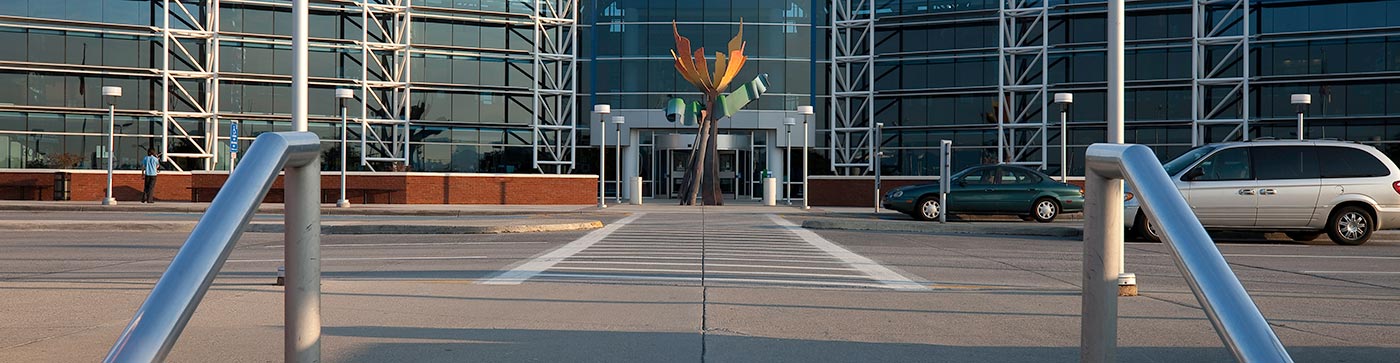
[1258,188,1277,195]
[985,188,995,192]
[1237,189,1255,195]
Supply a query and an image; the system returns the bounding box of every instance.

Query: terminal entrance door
[650,133,753,201]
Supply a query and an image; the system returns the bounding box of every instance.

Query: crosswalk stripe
[768,214,929,291]
[479,213,645,285]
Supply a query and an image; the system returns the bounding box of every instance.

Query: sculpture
[666,21,769,205]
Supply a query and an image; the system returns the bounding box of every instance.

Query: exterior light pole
[102,86,122,206]
[1291,94,1311,140]
[612,115,625,203]
[873,122,884,214]
[335,88,354,208]
[593,104,610,208]
[1054,93,1073,182]
[783,117,796,205]
[797,105,814,210]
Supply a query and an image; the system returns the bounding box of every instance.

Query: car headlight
[889,190,903,199]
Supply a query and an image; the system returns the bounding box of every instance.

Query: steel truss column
[829,0,875,175]
[997,0,1049,167]
[531,0,579,174]
[1192,0,1251,145]
[359,0,412,170]
[160,0,221,171]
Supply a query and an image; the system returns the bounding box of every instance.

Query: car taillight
[1079,187,1085,195]
[1393,181,1400,195]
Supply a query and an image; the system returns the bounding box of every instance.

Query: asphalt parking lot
[2,208,1398,362]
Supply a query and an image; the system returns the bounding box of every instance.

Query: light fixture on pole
[783,117,796,205]
[873,122,884,214]
[1054,92,1073,182]
[102,86,122,206]
[593,104,611,208]
[1291,94,1311,140]
[797,105,814,210]
[335,88,355,208]
[612,115,625,204]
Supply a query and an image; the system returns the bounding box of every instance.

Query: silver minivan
[1126,140,1400,245]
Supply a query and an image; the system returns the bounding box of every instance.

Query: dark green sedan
[882,164,1085,222]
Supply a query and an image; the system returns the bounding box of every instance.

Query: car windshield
[1162,145,1220,176]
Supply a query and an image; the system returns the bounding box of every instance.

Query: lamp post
[783,117,795,205]
[873,122,884,214]
[594,104,611,208]
[335,88,354,208]
[1054,93,1073,182]
[102,86,122,206]
[1291,94,1311,140]
[612,115,625,203]
[797,105,814,210]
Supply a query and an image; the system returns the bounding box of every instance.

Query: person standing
[141,148,160,203]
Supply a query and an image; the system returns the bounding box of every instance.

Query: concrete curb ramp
[801,218,1082,238]
[0,220,603,235]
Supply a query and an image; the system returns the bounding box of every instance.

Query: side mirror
[957,180,967,187]
[1183,168,1204,181]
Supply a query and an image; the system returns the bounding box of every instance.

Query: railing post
[1081,160,1123,363]
[287,1,320,362]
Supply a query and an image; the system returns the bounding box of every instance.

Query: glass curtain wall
[0,0,542,173]
[868,0,1400,177]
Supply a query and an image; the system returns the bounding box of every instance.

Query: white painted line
[557,256,840,264]
[768,214,929,291]
[1301,271,1400,275]
[478,213,645,285]
[261,241,549,248]
[551,266,872,280]
[557,260,860,272]
[586,244,822,252]
[226,256,490,263]
[536,273,896,289]
[1225,254,1400,260]
[575,249,835,259]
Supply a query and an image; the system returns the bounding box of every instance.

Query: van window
[1193,147,1252,181]
[1318,147,1391,178]
[1253,146,1319,180]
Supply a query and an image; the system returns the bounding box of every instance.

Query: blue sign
[229,122,239,154]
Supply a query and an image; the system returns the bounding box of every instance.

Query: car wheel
[1327,206,1373,246]
[1133,212,1161,243]
[1031,198,1059,223]
[913,197,940,221]
[1285,232,1321,242]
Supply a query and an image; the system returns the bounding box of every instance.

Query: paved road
[3,208,1399,362]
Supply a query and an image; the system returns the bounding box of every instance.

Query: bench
[1,182,50,201]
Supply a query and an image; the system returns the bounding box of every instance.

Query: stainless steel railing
[1081,143,1291,362]
[104,132,323,363]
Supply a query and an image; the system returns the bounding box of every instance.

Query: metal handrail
[104,132,323,363]
[1082,143,1291,362]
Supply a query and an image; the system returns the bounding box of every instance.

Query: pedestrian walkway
[483,211,927,290]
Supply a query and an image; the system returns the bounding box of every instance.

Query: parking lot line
[1225,254,1400,260]
[1300,271,1400,275]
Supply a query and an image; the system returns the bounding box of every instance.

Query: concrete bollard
[763,177,777,206]
[631,177,643,205]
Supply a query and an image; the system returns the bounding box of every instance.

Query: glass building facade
[2,0,1400,181]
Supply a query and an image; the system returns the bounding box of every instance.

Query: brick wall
[1,170,595,205]
[809,177,940,207]
[405,174,597,205]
